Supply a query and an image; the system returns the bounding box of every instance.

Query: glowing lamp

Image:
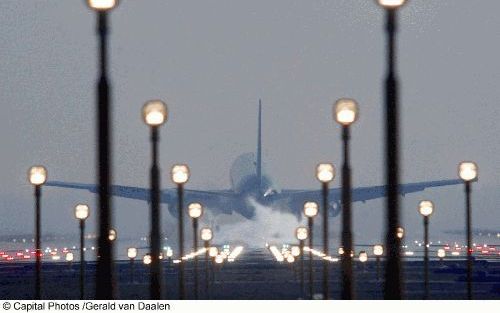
[316,163,335,183]
[373,244,384,256]
[334,98,359,126]
[291,246,301,257]
[377,0,407,8]
[171,164,190,184]
[437,248,445,259]
[127,247,137,259]
[188,202,203,219]
[87,0,118,10]
[108,228,117,241]
[200,228,213,241]
[74,204,90,220]
[303,201,319,218]
[142,100,168,127]
[143,254,152,265]
[66,252,74,262]
[209,247,218,257]
[28,166,47,186]
[359,251,368,263]
[458,162,478,182]
[396,227,405,239]
[418,200,434,217]
[296,227,308,241]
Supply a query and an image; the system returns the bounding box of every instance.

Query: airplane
[46,100,463,220]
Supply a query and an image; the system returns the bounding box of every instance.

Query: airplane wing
[272,179,463,218]
[45,181,237,216]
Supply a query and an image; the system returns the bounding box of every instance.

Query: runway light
[66,252,74,262]
[377,0,407,8]
[143,254,152,265]
[200,227,213,241]
[188,202,203,219]
[87,0,118,10]
[334,98,359,126]
[296,227,308,241]
[418,200,434,217]
[373,244,384,256]
[458,162,478,182]
[359,251,368,263]
[316,163,335,183]
[142,100,167,127]
[127,247,137,260]
[171,164,190,184]
[303,201,319,218]
[28,166,47,186]
[74,204,90,220]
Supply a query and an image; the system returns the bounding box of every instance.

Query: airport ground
[0,249,499,300]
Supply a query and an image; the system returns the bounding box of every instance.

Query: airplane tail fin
[257,99,262,194]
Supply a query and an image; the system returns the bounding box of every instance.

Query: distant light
[51,255,61,261]
[334,98,359,126]
[143,254,152,265]
[108,228,117,241]
[286,255,295,263]
[200,227,213,241]
[396,227,405,239]
[359,251,368,263]
[296,227,308,241]
[338,247,345,255]
[127,247,137,259]
[74,204,90,220]
[316,163,335,183]
[303,201,319,218]
[373,244,384,256]
[418,200,434,217]
[142,100,167,127]
[28,166,47,186]
[188,202,203,219]
[171,164,190,184]
[87,0,118,11]
[458,162,478,182]
[166,248,173,258]
[66,252,74,262]
[404,251,414,256]
[451,251,460,256]
[377,0,407,8]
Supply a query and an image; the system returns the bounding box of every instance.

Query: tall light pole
[127,247,137,283]
[303,201,318,300]
[373,244,384,281]
[200,227,213,300]
[143,99,168,299]
[86,0,118,299]
[458,161,478,300]
[315,163,335,300]
[296,227,308,299]
[334,98,359,299]
[418,200,434,300]
[188,203,204,300]
[75,204,90,300]
[376,0,407,300]
[28,165,47,300]
[171,164,190,300]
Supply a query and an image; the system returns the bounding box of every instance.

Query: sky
[1,0,499,249]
